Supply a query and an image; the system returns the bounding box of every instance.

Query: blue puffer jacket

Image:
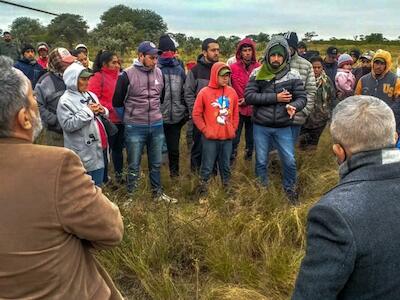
[14,58,44,88]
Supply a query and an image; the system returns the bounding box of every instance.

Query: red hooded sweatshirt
[192,62,239,140]
[88,66,120,123]
[230,38,260,116]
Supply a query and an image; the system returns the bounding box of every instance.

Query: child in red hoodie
[192,62,239,196]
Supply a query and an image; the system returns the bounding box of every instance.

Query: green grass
[97,126,339,299]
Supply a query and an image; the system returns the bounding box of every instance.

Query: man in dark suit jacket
[0,55,124,299]
[292,95,400,299]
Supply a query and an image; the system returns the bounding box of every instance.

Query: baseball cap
[38,45,48,51]
[360,50,375,61]
[58,48,76,64]
[374,57,386,63]
[218,67,231,76]
[79,69,93,78]
[75,43,88,50]
[138,41,162,55]
[326,46,338,56]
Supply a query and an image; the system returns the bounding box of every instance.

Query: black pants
[232,114,254,160]
[108,123,125,180]
[191,124,203,173]
[299,124,326,148]
[164,119,186,177]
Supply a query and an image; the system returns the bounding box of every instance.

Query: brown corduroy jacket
[0,138,124,299]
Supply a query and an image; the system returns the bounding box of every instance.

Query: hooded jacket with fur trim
[192,62,239,140]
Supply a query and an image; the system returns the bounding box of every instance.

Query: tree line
[2,4,400,57]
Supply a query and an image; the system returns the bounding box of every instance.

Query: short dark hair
[202,38,218,51]
[3,31,11,36]
[310,55,323,64]
[71,49,87,57]
[93,50,116,73]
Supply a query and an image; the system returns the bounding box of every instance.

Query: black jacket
[293,148,400,300]
[245,35,307,128]
[184,55,214,115]
[245,69,307,127]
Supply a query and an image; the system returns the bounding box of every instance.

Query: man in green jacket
[0,32,19,62]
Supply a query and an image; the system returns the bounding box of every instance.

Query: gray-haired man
[293,96,400,299]
[0,56,124,299]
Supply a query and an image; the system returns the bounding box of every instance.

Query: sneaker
[155,192,178,204]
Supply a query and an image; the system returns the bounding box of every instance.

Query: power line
[0,0,59,17]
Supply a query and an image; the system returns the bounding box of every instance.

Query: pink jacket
[230,38,260,116]
[88,67,120,123]
[335,68,356,97]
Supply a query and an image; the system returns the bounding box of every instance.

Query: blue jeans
[291,124,302,142]
[253,124,296,190]
[200,137,232,185]
[125,123,164,194]
[87,168,105,187]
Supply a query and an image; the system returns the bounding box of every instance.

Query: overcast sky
[0,0,399,40]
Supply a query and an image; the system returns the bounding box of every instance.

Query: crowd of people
[2,29,400,299]
[1,30,400,204]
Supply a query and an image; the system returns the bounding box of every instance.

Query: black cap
[297,41,307,50]
[159,34,176,52]
[202,38,217,51]
[350,49,361,59]
[21,44,35,55]
[326,46,338,56]
[284,32,298,49]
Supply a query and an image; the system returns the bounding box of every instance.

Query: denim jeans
[253,124,296,190]
[191,124,203,173]
[87,168,105,187]
[164,119,186,177]
[200,136,232,185]
[291,124,302,143]
[125,123,164,194]
[232,114,254,160]
[108,123,125,180]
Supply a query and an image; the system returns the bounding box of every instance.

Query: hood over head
[235,37,257,62]
[264,35,291,65]
[372,49,392,77]
[63,62,86,92]
[208,62,231,89]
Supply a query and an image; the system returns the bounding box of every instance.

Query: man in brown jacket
[0,55,124,299]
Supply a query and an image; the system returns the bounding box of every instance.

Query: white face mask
[31,111,43,142]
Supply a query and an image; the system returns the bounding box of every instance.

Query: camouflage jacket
[304,72,335,129]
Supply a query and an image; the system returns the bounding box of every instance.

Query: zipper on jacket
[147,72,150,125]
[168,69,173,123]
[273,82,277,124]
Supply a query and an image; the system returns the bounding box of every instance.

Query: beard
[271,62,281,69]
[31,112,43,142]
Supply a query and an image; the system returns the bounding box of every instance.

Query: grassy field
[98,125,339,300]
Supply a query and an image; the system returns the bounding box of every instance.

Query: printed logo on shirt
[212,96,230,125]
[383,84,395,98]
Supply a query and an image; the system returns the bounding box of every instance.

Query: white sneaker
[155,193,178,204]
